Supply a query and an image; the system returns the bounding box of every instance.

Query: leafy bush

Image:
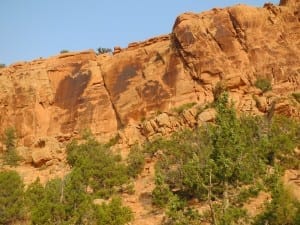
[258,115,300,168]
[292,92,300,103]
[26,133,134,225]
[213,81,227,102]
[127,144,145,178]
[163,195,202,225]
[234,183,263,205]
[97,47,112,54]
[254,181,300,225]
[29,178,67,225]
[2,127,21,166]
[0,63,5,68]
[4,127,16,151]
[255,78,272,92]
[2,149,21,166]
[105,134,120,148]
[172,102,196,115]
[0,171,25,225]
[152,173,173,208]
[66,136,129,198]
[25,178,44,208]
[0,131,134,225]
[27,176,133,225]
[210,93,267,185]
[214,205,248,225]
[60,49,69,54]
[153,94,269,202]
[95,197,133,225]
[148,92,300,223]
[27,176,96,225]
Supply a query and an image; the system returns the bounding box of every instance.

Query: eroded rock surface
[0,1,299,146]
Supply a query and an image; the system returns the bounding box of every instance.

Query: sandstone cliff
[0,0,299,147]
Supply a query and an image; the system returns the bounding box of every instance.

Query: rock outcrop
[0,1,299,146]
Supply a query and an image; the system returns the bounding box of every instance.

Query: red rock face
[0,51,119,145]
[0,2,299,145]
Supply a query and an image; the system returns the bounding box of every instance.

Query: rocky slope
[0,0,299,148]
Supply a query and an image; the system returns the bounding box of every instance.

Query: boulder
[31,149,52,167]
[198,109,216,124]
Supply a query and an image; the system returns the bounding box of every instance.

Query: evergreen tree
[0,171,25,225]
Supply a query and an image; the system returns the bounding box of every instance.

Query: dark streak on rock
[113,65,138,96]
[55,71,91,109]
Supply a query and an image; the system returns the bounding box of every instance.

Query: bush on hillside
[148,92,300,224]
[213,81,227,102]
[0,171,25,225]
[162,195,202,225]
[292,92,300,103]
[27,174,132,225]
[66,136,129,198]
[172,102,197,115]
[2,127,21,166]
[127,144,145,178]
[95,197,133,225]
[255,78,272,92]
[254,181,300,225]
[27,175,95,225]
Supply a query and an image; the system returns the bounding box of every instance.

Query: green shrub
[24,133,134,225]
[30,178,67,225]
[255,78,272,92]
[66,137,129,198]
[235,183,263,205]
[28,131,132,224]
[127,144,145,178]
[292,92,300,103]
[105,134,120,148]
[97,47,112,54]
[0,171,25,225]
[4,127,16,151]
[261,115,300,167]
[254,181,300,225]
[215,205,249,225]
[2,127,21,166]
[95,197,133,225]
[213,81,227,102]
[60,49,69,54]
[25,178,44,208]
[152,173,173,208]
[0,63,5,68]
[147,92,300,223]
[28,175,95,225]
[172,102,196,115]
[163,195,202,225]
[3,149,21,166]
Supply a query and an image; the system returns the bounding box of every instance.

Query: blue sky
[0,0,278,65]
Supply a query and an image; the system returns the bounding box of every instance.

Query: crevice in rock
[97,63,123,129]
[205,28,225,52]
[170,33,209,101]
[170,33,197,78]
[227,10,249,52]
